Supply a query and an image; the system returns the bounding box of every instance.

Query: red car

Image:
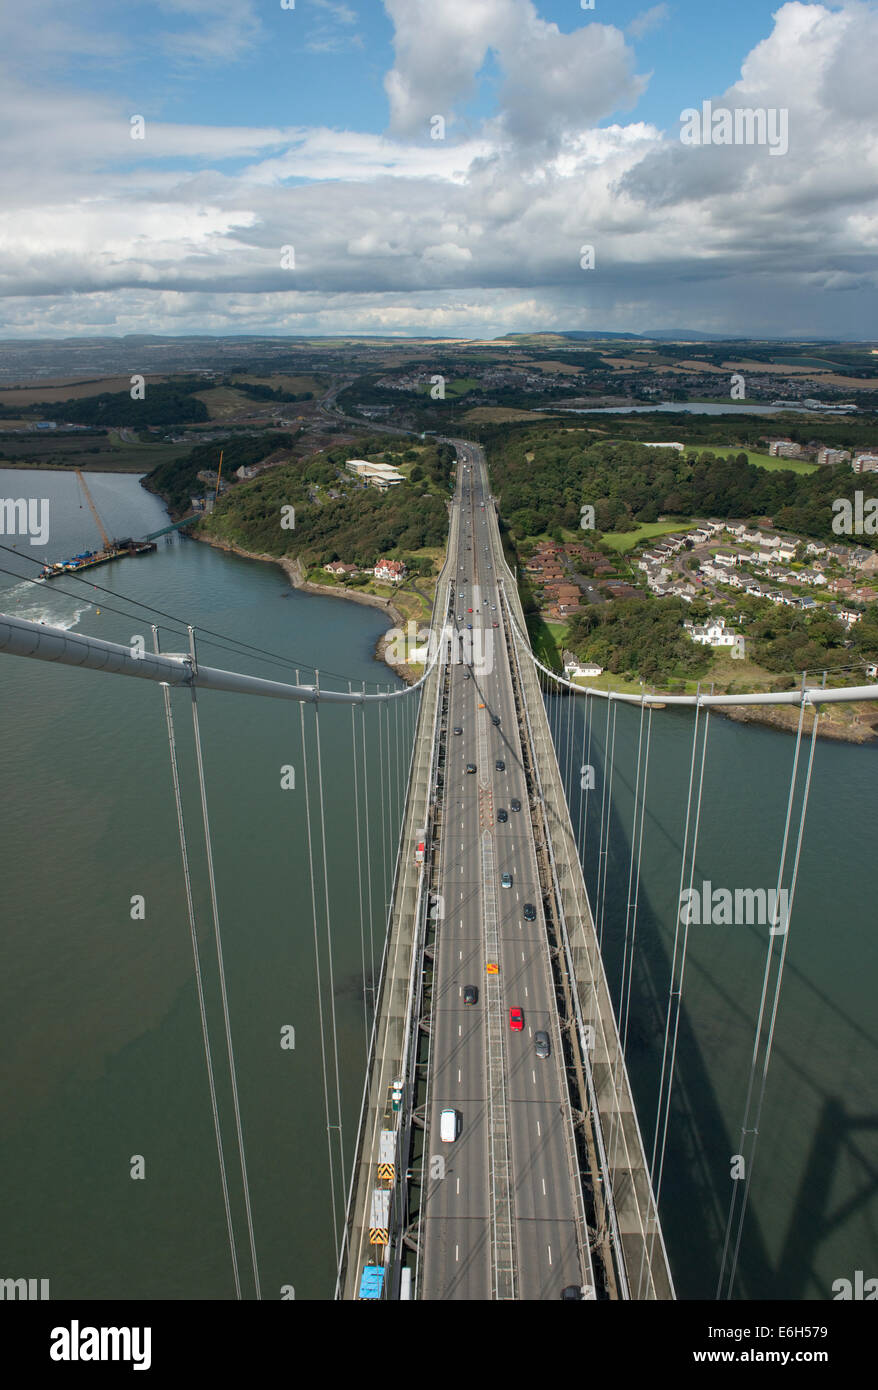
[509,1007,524,1032]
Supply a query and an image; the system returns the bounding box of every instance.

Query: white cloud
[627,5,670,41]
[1,1,878,339]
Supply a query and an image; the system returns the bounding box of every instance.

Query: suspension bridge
[0,437,875,1301]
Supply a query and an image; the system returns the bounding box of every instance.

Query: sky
[1,0,876,341]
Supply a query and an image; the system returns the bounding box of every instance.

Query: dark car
[453,726,463,735]
[495,759,505,772]
[463,985,478,1006]
[523,902,536,921]
[497,808,508,823]
[465,762,476,774]
[535,1030,550,1059]
[510,798,521,812]
[561,1286,583,1301]
[492,715,501,726]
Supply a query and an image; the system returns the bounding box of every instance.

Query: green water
[0,469,414,1300]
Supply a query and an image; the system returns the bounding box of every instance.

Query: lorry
[414,829,427,865]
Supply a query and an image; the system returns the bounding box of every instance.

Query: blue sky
[1,0,875,340]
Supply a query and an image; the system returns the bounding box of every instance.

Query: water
[546,690,878,1300]
[0,469,413,1300]
[1,468,875,1301]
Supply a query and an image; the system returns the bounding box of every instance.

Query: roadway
[418,442,587,1300]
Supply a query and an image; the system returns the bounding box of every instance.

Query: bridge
[1,437,874,1301]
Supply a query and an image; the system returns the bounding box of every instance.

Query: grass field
[231,374,324,396]
[601,519,696,552]
[193,387,257,419]
[706,446,819,475]
[0,375,167,407]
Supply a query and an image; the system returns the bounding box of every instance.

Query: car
[500,872,513,889]
[497,808,508,823]
[478,702,485,709]
[465,762,476,774]
[463,671,470,680]
[440,1108,459,1143]
[510,798,521,812]
[467,623,473,630]
[523,902,536,921]
[492,715,501,726]
[495,759,505,771]
[492,621,499,628]
[453,726,463,735]
[561,1286,583,1301]
[535,1030,550,1059]
[463,985,478,1006]
[468,608,473,613]
[509,1007,524,1031]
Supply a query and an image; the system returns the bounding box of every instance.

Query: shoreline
[193,529,424,685]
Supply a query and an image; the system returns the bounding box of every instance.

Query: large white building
[346,459,404,489]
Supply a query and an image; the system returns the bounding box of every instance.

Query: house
[563,652,603,677]
[324,561,358,577]
[817,448,850,466]
[373,558,406,583]
[684,617,740,647]
[713,549,739,568]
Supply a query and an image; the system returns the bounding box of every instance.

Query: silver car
[535,1031,550,1059]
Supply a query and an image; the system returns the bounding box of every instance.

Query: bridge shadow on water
[545,689,878,1301]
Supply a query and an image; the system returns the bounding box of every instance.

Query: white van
[439,1108,458,1143]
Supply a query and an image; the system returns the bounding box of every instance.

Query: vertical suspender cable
[153,630,242,1299]
[621,700,654,1055]
[186,628,262,1300]
[297,673,340,1263]
[313,690,348,1192]
[360,685,376,1017]
[596,701,619,951]
[349,683,369,1051]
[716,691,818,1299]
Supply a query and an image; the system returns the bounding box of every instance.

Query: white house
[684,616,739,647]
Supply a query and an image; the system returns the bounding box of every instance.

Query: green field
[707,447,819,475]
[601,519,696,553]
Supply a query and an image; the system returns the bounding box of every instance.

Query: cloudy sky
[1,0,876,340]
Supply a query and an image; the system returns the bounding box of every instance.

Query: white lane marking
[459,950,462,960]
[542,1178,546,1196]
[459,1024,462,1037]
[457,1178,460,1195]
[458,1069,461,1084]
[547,1245,553,1267]
[537,1120,541,1137]
[532,1070,536,1085]
[455,1245,460,1262]
[524,986,529,998]
[521,950,525,962]
[459,919,463,929]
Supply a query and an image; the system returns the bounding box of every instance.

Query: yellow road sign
[369,1227,389,1246]
[377,1163,394,1181]
[486,963,499,974]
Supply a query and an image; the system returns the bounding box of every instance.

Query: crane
[75,470,111,551]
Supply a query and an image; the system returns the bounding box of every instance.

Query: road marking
[458,1069,461,1084]
[542,1178,546,1196]
[455,1245,459,1262]
[524,986,528,998]
[521,951,525,962]
[547,1245,553,1267]
[459,950,462,961]
[537,1120,541,1137]
[459,1024,462,1037]
[456,1178,460,1195]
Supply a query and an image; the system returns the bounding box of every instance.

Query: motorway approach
[417,442,591,1299]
